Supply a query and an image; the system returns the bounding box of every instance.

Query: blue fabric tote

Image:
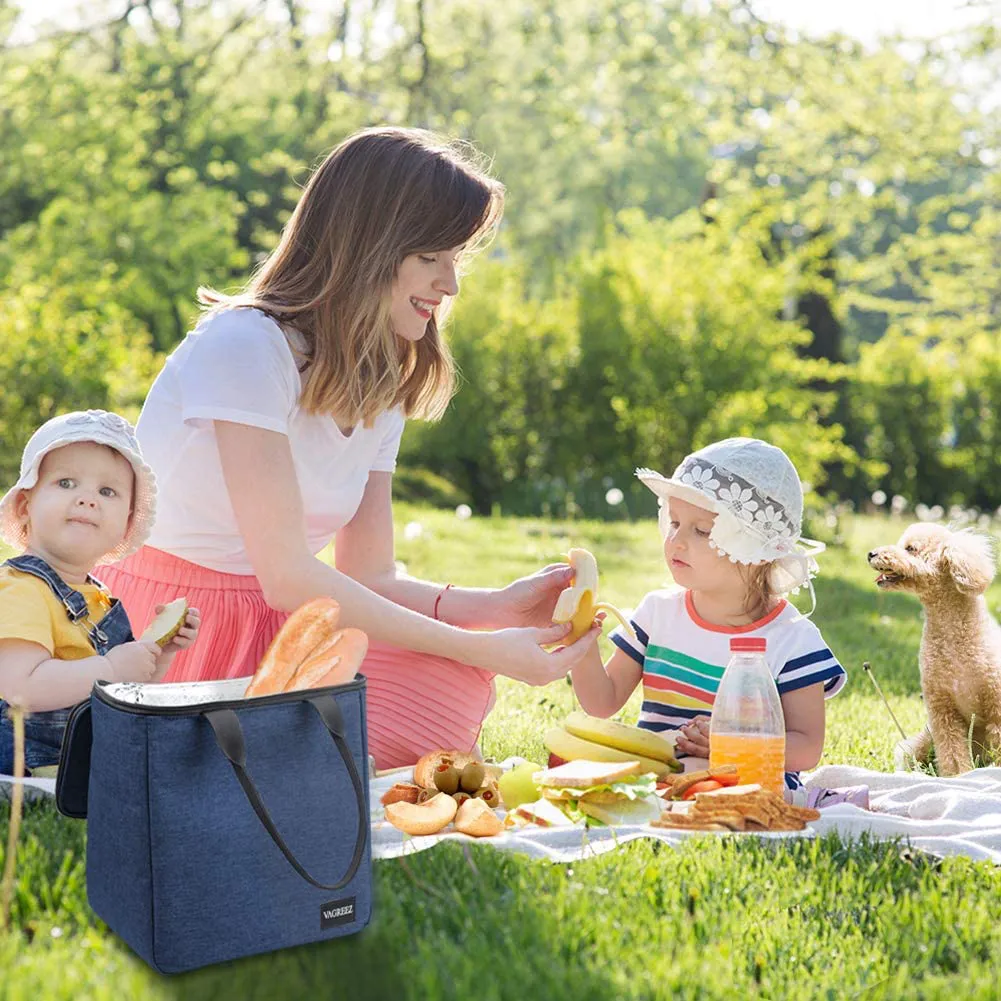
[56,675,372,974]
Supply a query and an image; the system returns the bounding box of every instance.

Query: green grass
[3,508,1001,999]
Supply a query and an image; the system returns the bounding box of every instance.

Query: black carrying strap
[55,699,93,819]
[204,694,367,892]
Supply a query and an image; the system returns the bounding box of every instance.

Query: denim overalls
[0,555,134,774]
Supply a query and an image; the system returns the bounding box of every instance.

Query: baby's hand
[676,715,711,758]
[105,641,161,683]
[152,606,201,680]
[157,606,201,657]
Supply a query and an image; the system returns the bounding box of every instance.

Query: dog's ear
[941,531,996,595]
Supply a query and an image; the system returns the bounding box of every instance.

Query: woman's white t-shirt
[136,308,406,574]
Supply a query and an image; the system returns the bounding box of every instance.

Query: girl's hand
[676,715,711,758]
[492,564,575,629]
[472,621,601,686]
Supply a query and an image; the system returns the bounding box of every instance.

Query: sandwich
[504,797,577,829]
[531,759,662,826]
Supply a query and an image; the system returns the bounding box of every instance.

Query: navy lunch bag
[56,675,372,974]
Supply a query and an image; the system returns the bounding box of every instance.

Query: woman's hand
[491,563,574,629]
[676,715,711,758]
[472,621,601,686]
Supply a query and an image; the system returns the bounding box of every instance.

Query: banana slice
[552,548,635,641]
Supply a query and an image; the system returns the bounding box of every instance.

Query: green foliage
[407,213,856,515]
[0,0,998,512]
[565,211,853,504]
[1,185,248,352]
[0,282,158,485]
[846,328,954,503]
[400,259,580,514]
[391,466,471,509]
[951,326,1001,511]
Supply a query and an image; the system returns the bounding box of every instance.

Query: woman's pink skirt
[97,547,496,769]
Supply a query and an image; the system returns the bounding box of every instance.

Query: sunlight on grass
[4,508,1001,998]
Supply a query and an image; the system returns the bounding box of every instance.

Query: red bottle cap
[730,637,766,652]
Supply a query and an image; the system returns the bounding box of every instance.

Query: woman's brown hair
[199,127,504,427]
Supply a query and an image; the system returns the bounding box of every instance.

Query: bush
[404,211,856,517]
[951,332,1001,510]
[0,281,158,485]
[845,328,953,505]
[392,467,471,509]
[398,257,579,514]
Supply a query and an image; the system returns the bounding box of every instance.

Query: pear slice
[140,598,189,648]
[384,791,458,836]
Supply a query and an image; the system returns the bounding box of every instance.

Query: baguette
[282,627,368,691]
[245,598,342,697]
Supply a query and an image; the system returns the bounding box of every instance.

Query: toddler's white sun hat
[0,410,157,565]
[636,437,825,602]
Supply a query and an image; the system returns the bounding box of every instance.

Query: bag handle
[55,699,93,819]
[204,693,367,892]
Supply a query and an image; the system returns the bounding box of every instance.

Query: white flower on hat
[680,465,719,491]
[754,504,784,534]
[718,482,758,519]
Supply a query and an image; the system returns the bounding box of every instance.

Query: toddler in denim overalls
[0,410,200,775]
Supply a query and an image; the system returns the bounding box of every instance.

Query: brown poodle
[867,523,1001,775]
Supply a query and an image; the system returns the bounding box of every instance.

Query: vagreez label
[321,897,356,930]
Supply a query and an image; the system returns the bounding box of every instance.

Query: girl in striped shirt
[571,437,868,808]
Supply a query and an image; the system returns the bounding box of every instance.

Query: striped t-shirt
[610,587,846,790]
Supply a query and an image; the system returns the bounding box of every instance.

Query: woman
[98,127,598,767]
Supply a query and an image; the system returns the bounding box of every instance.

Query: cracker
[651,814,731,832]
[655,784,820,834]
[709,764,740,780]
[700,811,747,831]
[785,804,822,822]
[670,769,713,799]
[765,818,808,832]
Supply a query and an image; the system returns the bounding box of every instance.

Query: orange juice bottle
[709,637,786,795]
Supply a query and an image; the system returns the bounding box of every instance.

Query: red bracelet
[433,583,453,621]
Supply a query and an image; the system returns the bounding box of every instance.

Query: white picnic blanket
[368,759,816,864]
[0,774,56,803]
[803,764,1001,865]
[6,764,1001,866]
[368,761,1001,865]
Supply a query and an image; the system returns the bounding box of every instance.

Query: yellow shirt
[0,565,114,664]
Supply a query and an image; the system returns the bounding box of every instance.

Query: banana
[543,726,678,777]
[563,711,681,768]
[552,548,635,641]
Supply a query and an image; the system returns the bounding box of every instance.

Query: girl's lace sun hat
[636,437,824,605]
[0,410,157,565]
